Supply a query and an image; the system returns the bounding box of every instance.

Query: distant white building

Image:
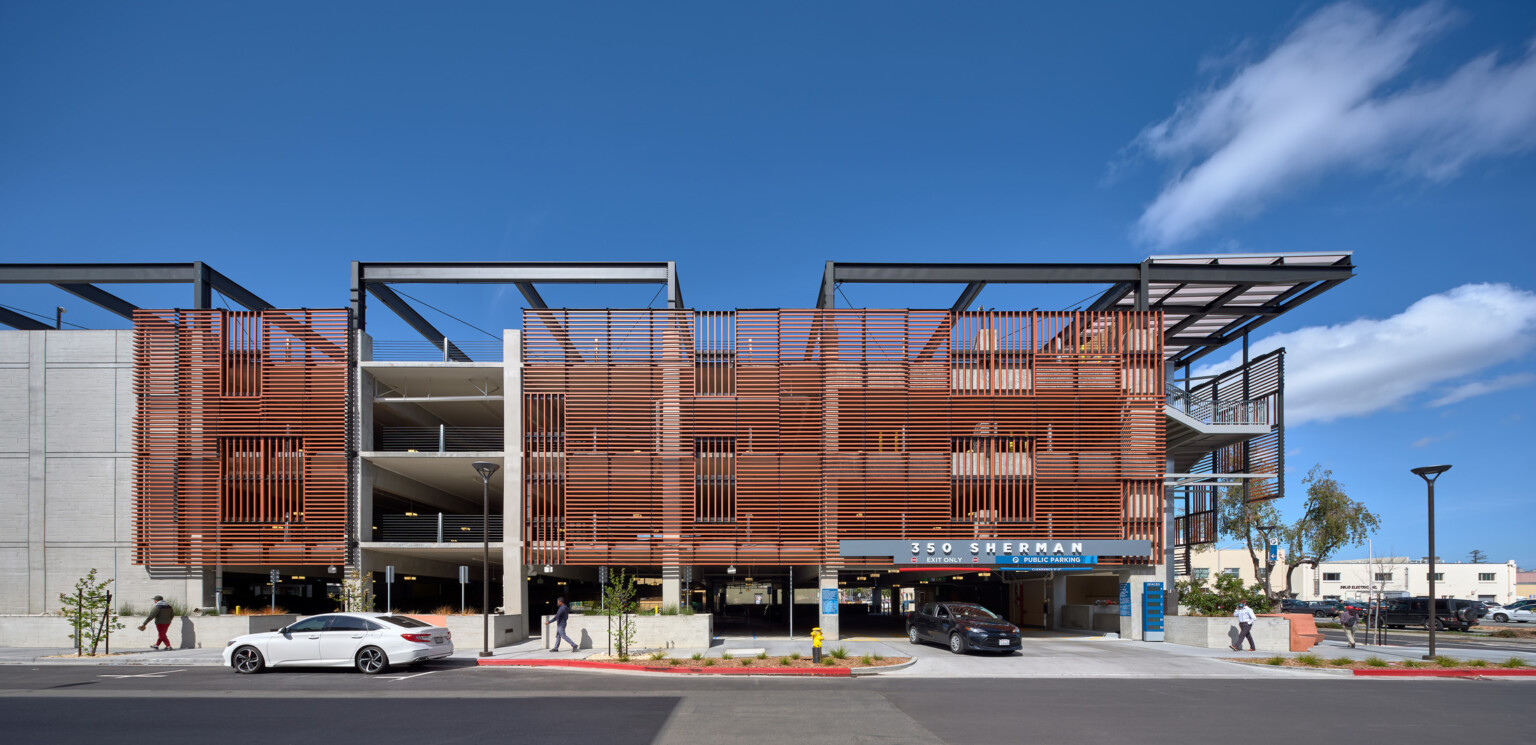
[1181,548,1520,604]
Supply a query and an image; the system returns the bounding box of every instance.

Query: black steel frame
[0,263,272,329]
[349,261,684,358]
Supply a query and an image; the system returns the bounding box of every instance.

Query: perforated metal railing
[376,426,504,452]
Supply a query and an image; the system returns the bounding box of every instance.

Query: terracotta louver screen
[132,309,348,566]
[522,309,1165,566]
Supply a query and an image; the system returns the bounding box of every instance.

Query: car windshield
[377,615,432,628]
[950,605,1001,620]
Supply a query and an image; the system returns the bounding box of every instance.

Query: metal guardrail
[377,426,504,452]
[1165,383,1268,426]
[368,339,504,363]
[376,514,503,542]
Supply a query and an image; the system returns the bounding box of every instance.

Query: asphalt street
[1315,627,1536,656]
[0,663,1529,745]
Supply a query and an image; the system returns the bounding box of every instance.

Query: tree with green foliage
[59,568,124,655]
[600,568,638,660]
[1176,573,1273,616]
[1220,465,1378,603]
[328,575,376,612]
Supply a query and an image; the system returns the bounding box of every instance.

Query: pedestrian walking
[1230,601,1257,651]
[1339,605,1358,648]
[138,595,174,650]
[546,596,578,652]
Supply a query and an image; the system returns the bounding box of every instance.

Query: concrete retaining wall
[1163,614,1290,652]
[0,614,296,649]
[540,613,711,651]
[446,614,526,651]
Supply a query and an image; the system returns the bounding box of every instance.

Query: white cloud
[1411,431,1458,448]
[1130,2,1536,246]
[1196,283,1536,424]
[1429,372,1536,406]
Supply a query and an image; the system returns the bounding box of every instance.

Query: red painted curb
[1353,669,1536,677]
[476,658,853,677]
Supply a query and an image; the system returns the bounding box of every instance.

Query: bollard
[811,626,823,664]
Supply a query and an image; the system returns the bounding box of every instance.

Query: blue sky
[3,2,1533,568]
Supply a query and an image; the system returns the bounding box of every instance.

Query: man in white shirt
[1230,602,1257,651]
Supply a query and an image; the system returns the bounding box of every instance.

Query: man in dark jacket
[138,595,174,650]
[1339,605,1358,648]
[546,597,578,652]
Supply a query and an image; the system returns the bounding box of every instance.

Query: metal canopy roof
[819,252,1354,368]
[1092,252,1354,368]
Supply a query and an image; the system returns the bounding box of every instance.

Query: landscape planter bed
[1227,658,1535,676]
[478,655,912,676]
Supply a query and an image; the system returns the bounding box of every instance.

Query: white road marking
[376,670,440,681]
[99,669,186,679]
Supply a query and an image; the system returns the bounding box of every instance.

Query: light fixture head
[472,461,500,480]
[726,565,737,575]
[543,564,553,573]
[1411,464,1452,481]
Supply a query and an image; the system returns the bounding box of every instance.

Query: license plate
[998,639,1011,646]
[432,637,444,644]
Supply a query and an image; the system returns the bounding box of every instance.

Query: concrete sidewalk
[7,629,1534,676]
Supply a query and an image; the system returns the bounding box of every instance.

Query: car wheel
[231,646,265,674]
[355,646,389,675]
[949,633,967,655]
[1494,613,1509,623]
[907,626,921,645]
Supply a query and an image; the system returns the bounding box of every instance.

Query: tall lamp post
[1411,464,1451,660]
[472,461,500,658]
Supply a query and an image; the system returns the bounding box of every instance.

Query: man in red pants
[138,595,174,650]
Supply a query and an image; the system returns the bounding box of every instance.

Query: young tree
[601,568,638,660]
[1220,465,1379,602]
[1468,549,1488,564]
[1278,467,1380,598]
[59,568,124,655]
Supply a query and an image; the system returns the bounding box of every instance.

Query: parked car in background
[1379,598,1481,632]
[1489,606,1536,623]
[223,612,453,674]
[907,602,1021,654]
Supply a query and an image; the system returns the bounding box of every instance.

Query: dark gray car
[906,602,1021,654]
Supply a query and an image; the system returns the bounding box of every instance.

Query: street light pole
[472,461,500,658]
[1411,464,1450,660]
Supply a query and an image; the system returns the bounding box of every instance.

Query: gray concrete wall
[540,613,712,651]
[0,613,295,649]
[1163,614,1290,652]
[0,330,198,615]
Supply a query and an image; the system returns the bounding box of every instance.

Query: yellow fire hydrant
[811,627,824,663]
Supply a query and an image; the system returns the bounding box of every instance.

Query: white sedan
[1488,607,1536,623]
[223,612,453,674]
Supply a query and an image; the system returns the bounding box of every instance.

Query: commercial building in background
[1181,548,1522,605]
[1517,569,1536,601]
[2,254,1352,643]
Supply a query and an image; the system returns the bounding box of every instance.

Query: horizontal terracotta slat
[523,310,1165,566]
[133,309,349,566]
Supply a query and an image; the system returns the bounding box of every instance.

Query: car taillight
[401,632,433,643]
